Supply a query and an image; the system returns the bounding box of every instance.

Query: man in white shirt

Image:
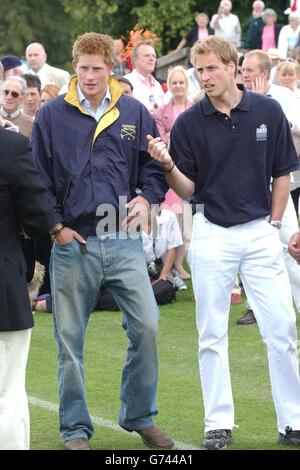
[210,0,241,48]
[124,41,165,112]
[22,42,70,90]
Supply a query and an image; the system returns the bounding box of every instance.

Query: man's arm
[157,248,176,281]
[11,135,54,237]
[32,109,86,245]
[270,174,291,221]
[147,135,195,200]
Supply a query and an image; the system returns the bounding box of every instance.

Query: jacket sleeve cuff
[140,189,164,205]
[53,212,64,226]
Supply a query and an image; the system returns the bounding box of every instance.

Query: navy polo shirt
[169,87,299,227]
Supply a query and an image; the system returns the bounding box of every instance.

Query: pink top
[153,99,193,145]
[262,25,276,51]
[198,28,209,40]
[153,99,193,214]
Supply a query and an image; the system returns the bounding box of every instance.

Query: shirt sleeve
[164,211,183,250]
[169,113,198,183]
[32,107,64,226]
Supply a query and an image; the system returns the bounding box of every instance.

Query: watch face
[270,221,281,229]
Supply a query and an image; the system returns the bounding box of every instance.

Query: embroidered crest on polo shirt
[121,124,136,141]
[256,124,267,142]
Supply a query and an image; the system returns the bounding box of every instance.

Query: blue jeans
[50,234,159,442]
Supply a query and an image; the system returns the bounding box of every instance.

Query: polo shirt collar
[200,85,251,115]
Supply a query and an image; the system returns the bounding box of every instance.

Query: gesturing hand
[147,135,172,167]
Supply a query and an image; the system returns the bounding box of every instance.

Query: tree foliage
[0,0,72,69]
[0,0,291,68]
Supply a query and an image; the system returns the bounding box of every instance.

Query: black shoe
[278,427,300,446]
[202,429,233,450]
[236,309,256,325]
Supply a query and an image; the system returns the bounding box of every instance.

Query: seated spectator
[142,207,186,290]
[171,12,213,55]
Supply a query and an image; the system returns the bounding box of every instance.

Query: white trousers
[0,329,31,450]
[189,213,300,433]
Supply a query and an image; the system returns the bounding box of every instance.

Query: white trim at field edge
[28,396,202,450]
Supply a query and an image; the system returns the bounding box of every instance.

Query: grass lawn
[27,282,300,451]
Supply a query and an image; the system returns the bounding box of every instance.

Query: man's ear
[262,69,269,80]
[228,61,236,75]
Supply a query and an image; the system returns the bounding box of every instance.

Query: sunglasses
[3,89,20,98]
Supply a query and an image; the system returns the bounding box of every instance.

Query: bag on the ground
[152,279,176,305]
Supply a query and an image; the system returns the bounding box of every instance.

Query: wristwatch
[269,220,282,230]
[49,222,64,240]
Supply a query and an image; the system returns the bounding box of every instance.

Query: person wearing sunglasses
[0,76,33,138]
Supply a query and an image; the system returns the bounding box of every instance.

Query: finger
[121,215,139,232]
[125,200,135,209]
[73,232,86,244]
[148,139,162,155]
[147,135,161,144]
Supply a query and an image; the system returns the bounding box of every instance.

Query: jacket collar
[64,75,123,114]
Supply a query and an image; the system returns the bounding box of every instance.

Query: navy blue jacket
[32,76,168,234]
[0,129,53,330]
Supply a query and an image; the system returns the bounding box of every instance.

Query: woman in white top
[276,60,300,214]
[278,13,300,59]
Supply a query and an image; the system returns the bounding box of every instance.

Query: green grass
[27,282,300,450]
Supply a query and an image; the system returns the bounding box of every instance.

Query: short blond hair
[190,36,238,68]
[276,60,300,79]
[244,49,272,75]
[72,32,115,65]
